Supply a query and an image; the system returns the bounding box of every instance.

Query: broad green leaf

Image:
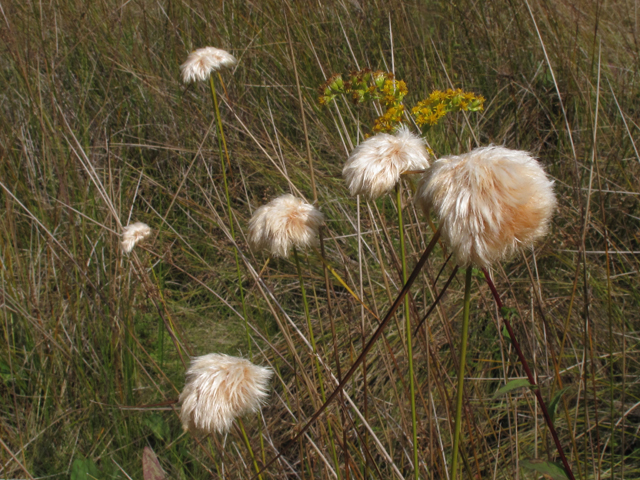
[549,386,571,427]
[143,447,166,480]
[70,457,100,480]
[521,458,569,480]
[493,378,533,398]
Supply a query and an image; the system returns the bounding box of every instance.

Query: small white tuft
[180,47,237,84]
[416,146,556,268]
[247,194,324,258]
[343,126,430,199]
[121,222,151,254]
[179,353,273,435]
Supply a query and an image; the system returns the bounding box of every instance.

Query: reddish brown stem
[251,230,441,479]
[482,268,575,480]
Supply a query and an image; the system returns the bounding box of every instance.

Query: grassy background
[1,0,640,478]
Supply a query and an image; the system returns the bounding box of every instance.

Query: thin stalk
[396,183,420,480]
[209,76,267,471]
[451,266,473,480]
[206,438,223,478]
[150,266,165,368]
[482,269,576,480]
[238,418,263,480]
[293,247,341,478]
[208,74,252,357]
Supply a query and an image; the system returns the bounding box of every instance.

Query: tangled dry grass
[1,0,639,478]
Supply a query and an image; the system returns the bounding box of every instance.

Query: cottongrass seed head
[180,47,237,83]
[180,353,273,435]
[416,146,556,269]
[121,222,151,254]
[343,125,430,199]
[248,194,324,258]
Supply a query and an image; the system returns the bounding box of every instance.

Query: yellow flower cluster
[317,69,410,133]
[317,73,345,106]
[412,88,485,130]
[373,105,405,133]
[373,79,408,133]
[318,71,485,135]
[381,79,407,105]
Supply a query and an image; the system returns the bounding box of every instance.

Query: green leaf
[144,414,169,441]
[549,387,571,427]
[471,267,484,280]
[502,325,511,341]
[500,306,518,320]
[0,360,13,382]
[493,378,534,398]
[521,458,569,480]
[70,457,100,480]
[143,447,166,480]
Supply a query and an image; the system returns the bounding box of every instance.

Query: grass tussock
[1,0,640,478]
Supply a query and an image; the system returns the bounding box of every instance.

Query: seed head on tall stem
[179,353,272,435]
[344,125,429,479]
[343,126,429,199]
[121,222,151,254]
[416,145,556,269]
[248,194,324,259]
[416,145,557,479]
[180,47,236,84]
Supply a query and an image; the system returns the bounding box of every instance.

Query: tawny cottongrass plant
[248,194,324,258]
[180,47,237,84]
[416,146,556,269]
[121,222,151,254]
[343,126,430,199]
[179,353,272,435]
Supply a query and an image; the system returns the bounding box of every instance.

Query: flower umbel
[248,194,324,258]
[416,146,556,268]
[179,353,272,435]
[343,126,430,199]
[121,222,151,253]
[317,69,408,133]
[412,88,484,131]
[180,47,236,84]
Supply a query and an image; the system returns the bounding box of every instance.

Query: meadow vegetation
[1,0,640,478]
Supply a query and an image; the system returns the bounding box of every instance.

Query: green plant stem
[238,418,263,480]
[396,184,420,480]
[293,247,341,478]
[451,266,473,480]
[208,74,252,358]
[209,75,268,471]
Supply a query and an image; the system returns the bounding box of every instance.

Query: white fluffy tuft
[248,194,324,258]
[179,353,273,435]
[180,47,237,84]
[343,126,430,199]
[121,222,151,254]
[416,146,556,268]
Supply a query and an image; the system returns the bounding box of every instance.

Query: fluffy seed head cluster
[248,194,324,258]
[416,146,556,268]
[343,126,430,199]
[180,47,237,83]
[179,353,273,435]
[121,222,151,253]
